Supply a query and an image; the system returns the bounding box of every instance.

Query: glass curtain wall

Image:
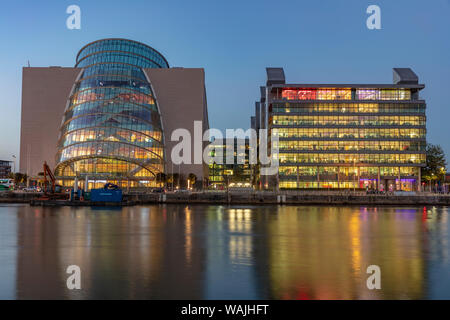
[55,39,168,188]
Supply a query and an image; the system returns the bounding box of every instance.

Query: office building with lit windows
[208,138,253,189]
[20,39,209,188]
[254,67,426,191]
[0,160,12,178]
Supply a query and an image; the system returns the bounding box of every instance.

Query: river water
[0,204,449,299]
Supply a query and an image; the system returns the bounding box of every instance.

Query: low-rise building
[208,138,253,189]
[0,160,12,178]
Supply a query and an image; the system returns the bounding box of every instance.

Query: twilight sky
[0,0,449,169]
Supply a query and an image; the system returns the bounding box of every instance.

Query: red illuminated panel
[73,91,101,104]
[282,89,317,100]
[118,93,154,105]
[297,89,316,100]
[282,90,298,100]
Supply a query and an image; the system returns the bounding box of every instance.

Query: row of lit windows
[59,128,162,148]
[357,89,411,100]
[278,153,425,164]
[61,114,161,134]
[272,128,425,139]
[71,87,153,106]
[208,143,250,165]
[281,88,352,100]
[70,94,155,113]
[279,166,419,176]
[209,163,252,170]
[56,158,160,178]
[277,140,426,152]
[279,181,361,189]
[208,173,252,182]
[209,176,225,182]
[59,180,159,188]
[209,158,250,165]
[208,152,250,161]
[64,103,158,126]
[279,88,411,101]
[58,142,163,162]
[272,115,425,126]
[272,103,425,114]
[278,180,416,189]
[209,171,252,178]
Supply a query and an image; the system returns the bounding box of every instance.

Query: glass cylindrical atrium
[55,39,168,188]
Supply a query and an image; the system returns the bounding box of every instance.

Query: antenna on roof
[27,60,30,67]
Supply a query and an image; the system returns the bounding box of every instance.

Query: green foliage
[168,173,183,188]
[179,174,187,189]
[187,173,197,185]
[7,172,29,185]
[173,173,180,186]
[231,166,244,183]
[156,172,167,184]
[422,144,447,182]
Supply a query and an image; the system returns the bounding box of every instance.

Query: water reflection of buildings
[204,206,262,299]
[15,206,67,299]
[262,206,428,299]
[15,205,206,299]
[11,205,449,299]
[422,207,450,299]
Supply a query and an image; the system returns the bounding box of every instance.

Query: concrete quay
[2,190,450,206]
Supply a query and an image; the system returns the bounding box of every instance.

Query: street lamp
[442,167,448,193]
[431,173,435,192]
[12,155,16,174]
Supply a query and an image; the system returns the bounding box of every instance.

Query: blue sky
[0,0,449,168]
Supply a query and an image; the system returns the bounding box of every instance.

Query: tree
[179,174,187,189]
[9,172,29,185]
[155,172,167,187]
[171,173,180,188]
[251,164,260,190]
[268,174,278,191]
[21,173,28,184]
[422,144,447,188]
[166,173,174,190]
[193,179,203,190]
[187,173,197,189]
[231,166,245,183]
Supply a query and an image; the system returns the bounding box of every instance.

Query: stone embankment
[128,191,450,206]
[3,190,449,206]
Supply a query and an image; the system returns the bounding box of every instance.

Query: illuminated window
[317,88,351,100]
[282,89,317,100]
[357,89,411,100]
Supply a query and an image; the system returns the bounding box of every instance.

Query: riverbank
[2,190,450,206]
[130,191,450,206]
